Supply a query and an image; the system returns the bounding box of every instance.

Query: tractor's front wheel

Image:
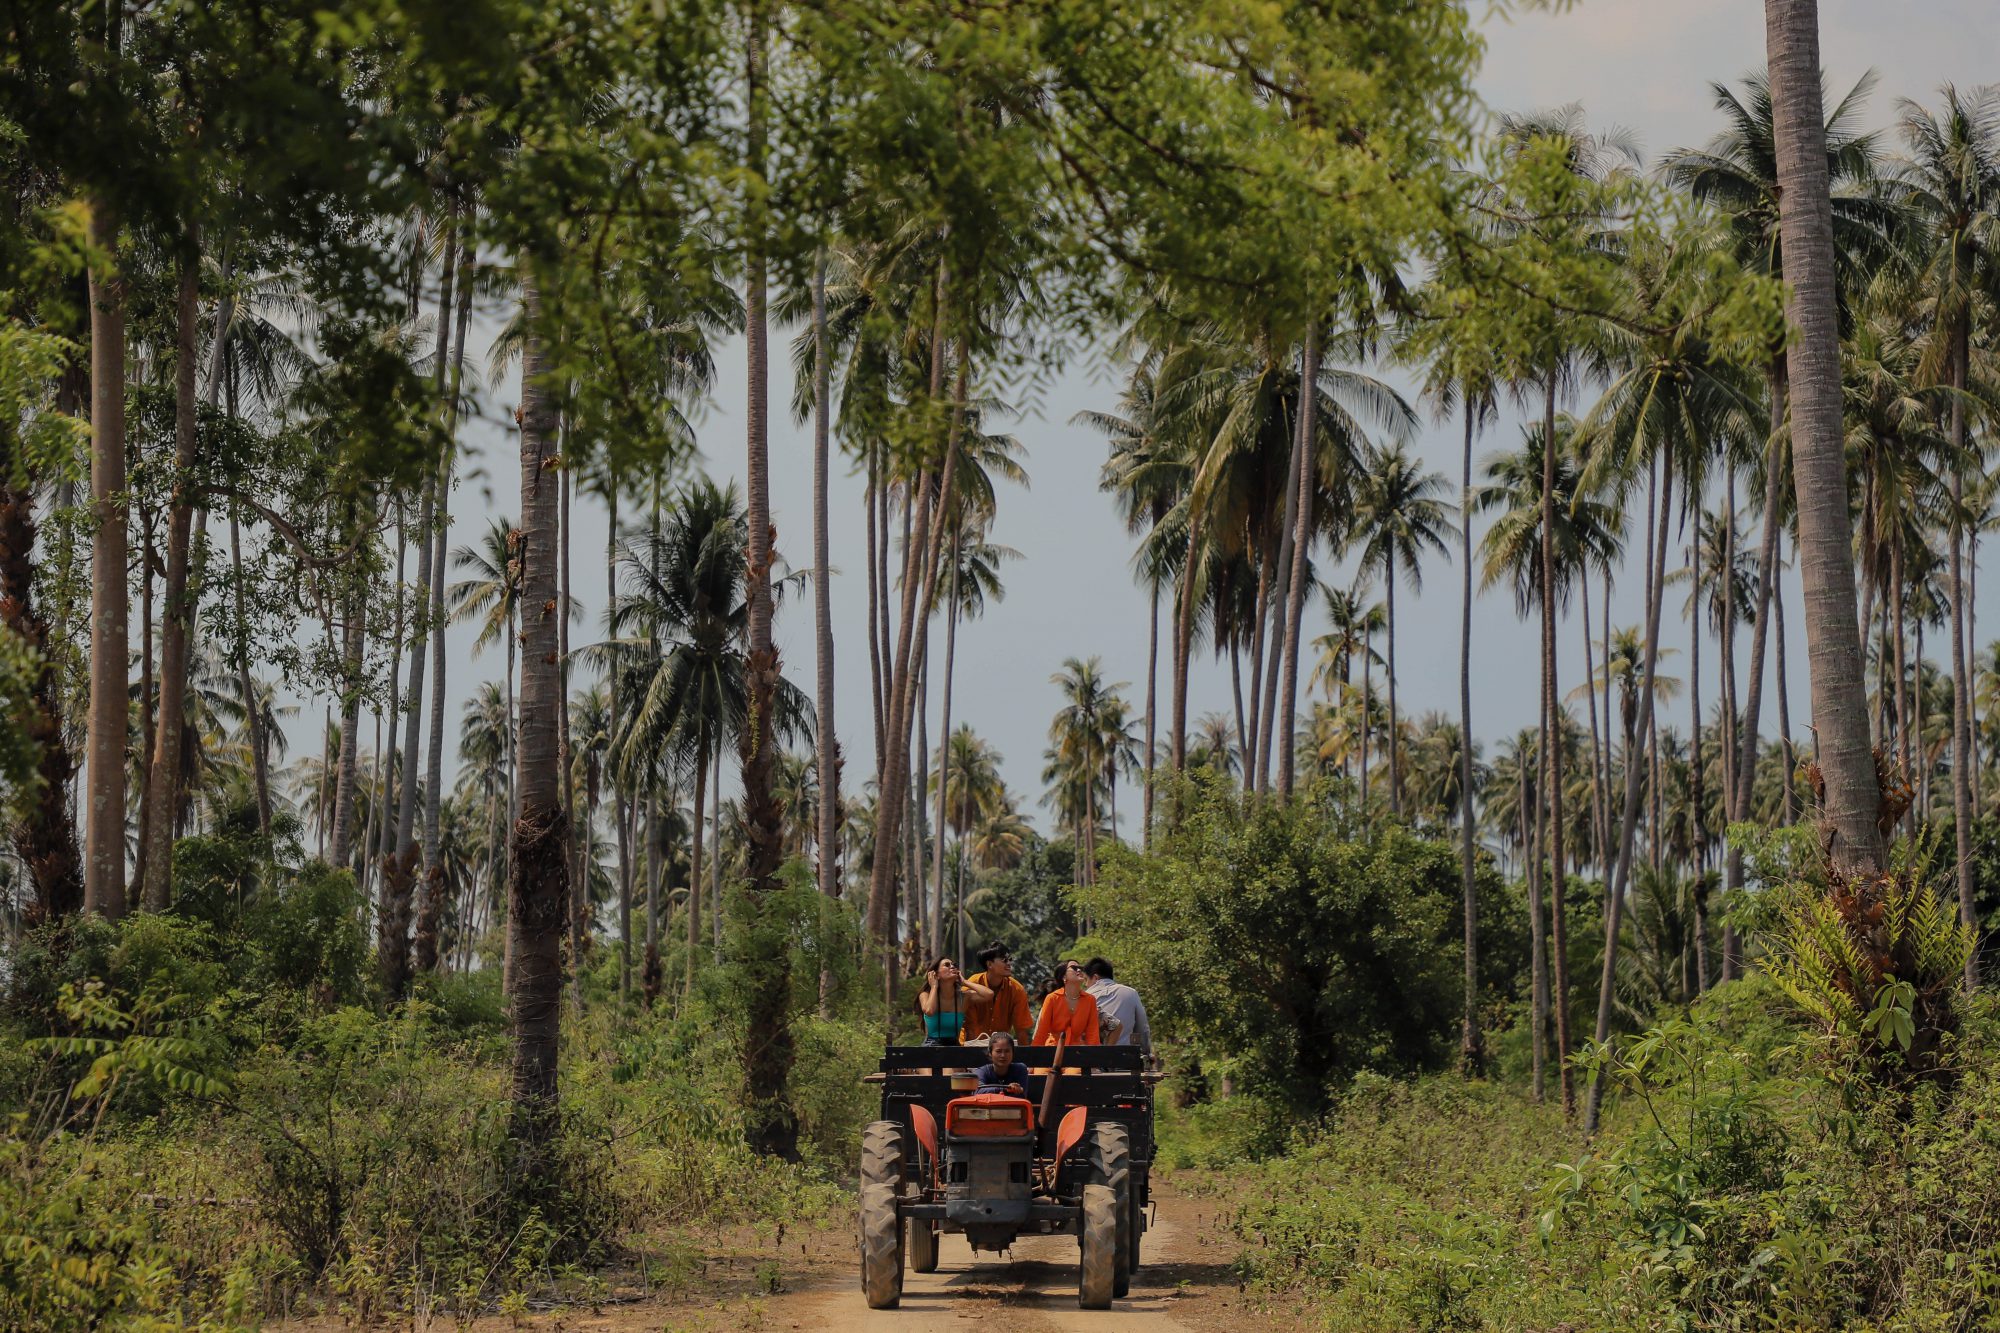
[908,1216,940,1273]
[1126,1164,1146,1277]
[1078,1183,1119,1309]
[859,1120,905,1308]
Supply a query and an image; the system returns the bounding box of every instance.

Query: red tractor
[858,1042,1157,1309]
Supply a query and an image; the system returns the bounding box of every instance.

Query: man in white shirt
[1083,957,1152,1060]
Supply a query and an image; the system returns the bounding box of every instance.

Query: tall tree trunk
[83,196,128,919]
[687,732,707,995]
[1360,636,1373,806]
[930,529,961,958]
[417,246,471,976]
[1689,509,1711,993]
[135,512,154,896]
[1725,373,1787,974]
[738,12,796,1157]
[865,440,885,770]
[507,274,569,1185]
[387,221,456,996]
[811,252,840,1013]
[330,582,366,870]
[1525,755,1547,1103]
[1538,373,1573,1116]
[1275,324,1320,799]
[1581,590,1607,876]
[1764,0,1885,872]
[141,240,201,911]
[1142,578,1159,847]
[1458,402,1482,1075]
[1170,519,1200,775]
[1258,411,1304,797]
[561,453,580,1001]
[1585,458,1675,1132]
[1950,329,1980,984]
[1777,548,1797,825]
[1387,575,1401,816]
[1244,543,1272,793]
[867,332,965,1008]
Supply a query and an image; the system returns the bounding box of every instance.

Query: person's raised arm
[918,969,939,1015]
[960,978,993,1003]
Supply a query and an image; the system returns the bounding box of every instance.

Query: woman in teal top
[917,957,992,1045]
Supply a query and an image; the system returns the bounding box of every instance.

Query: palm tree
[449,517,524,827]
[932,725,1005,956]
[1045,657,1127,888]
[1667,67,1895,924]
[1762,0,1885,873]
[1088,361,1181,845]
[1188,713,1242,781]
[1893,83,2000,981]
[1574,221,1765,1132]
[1347,442,1452,816]
[927,530,1019,955]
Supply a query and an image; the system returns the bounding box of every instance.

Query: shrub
[1086,774,1510,1119]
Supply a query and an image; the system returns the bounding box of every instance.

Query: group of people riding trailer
[860,945,1161,1310]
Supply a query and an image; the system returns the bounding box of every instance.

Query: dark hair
[1040,972,1063,998]
[916,956,964,1017]
[1084,957,1114,980]
[988,1031,1015,1052]
[977,943,1011,969]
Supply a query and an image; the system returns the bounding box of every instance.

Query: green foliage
[1086,776,1512,1120]
[1230,989,2000,1331]
[1757,832,1973,1083]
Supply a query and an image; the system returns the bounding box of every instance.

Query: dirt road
[275,1173,1301,1333]
[774,1184,1249,1332]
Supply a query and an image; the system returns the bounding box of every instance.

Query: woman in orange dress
[1032,959,1100,1049]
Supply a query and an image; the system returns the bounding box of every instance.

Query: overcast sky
[395,0,2000,837]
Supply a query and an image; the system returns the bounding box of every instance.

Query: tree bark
[1764,0,1885,872]
[1142,578,1159,847]
[1275,325,1320,799]
[1538,373,1573,1116]
[1689,496,1711,993]
[811,252,840,1013]
[1458,403,1482,1075]
[738,12,797,1157]
[140,240,201,911]
[1584,457,1675,1132]
[1950,329,1979,984]
[507,273,570,1182]
[83,196,128,919]
[930,527,961,957]
[330,581,366,871]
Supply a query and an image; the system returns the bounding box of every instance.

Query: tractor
[857,1040,1158,1309]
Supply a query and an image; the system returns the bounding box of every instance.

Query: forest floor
[275,1170,1306,1332]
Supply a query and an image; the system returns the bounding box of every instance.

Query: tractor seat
[944,1093,1036,1138]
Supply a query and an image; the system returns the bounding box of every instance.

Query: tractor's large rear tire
[908,1215,939,1273]
[1077,1183,1119,1309]
[1088,1122,1132,1297]
[860,1121,905,1308]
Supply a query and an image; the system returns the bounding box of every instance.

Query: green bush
[1086,774,1513,1119]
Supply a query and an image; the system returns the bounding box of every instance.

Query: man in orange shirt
[961,943,1032,1044]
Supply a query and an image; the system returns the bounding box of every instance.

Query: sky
[378,0,2000,839]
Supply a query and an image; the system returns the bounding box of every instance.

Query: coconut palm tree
[1088,360,1182,844]
[1892,83,2000,980]
[1347,442,1453,816]
[1043,657,1127,889]
[448,517,524,826]
[1761,0,1885,873]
